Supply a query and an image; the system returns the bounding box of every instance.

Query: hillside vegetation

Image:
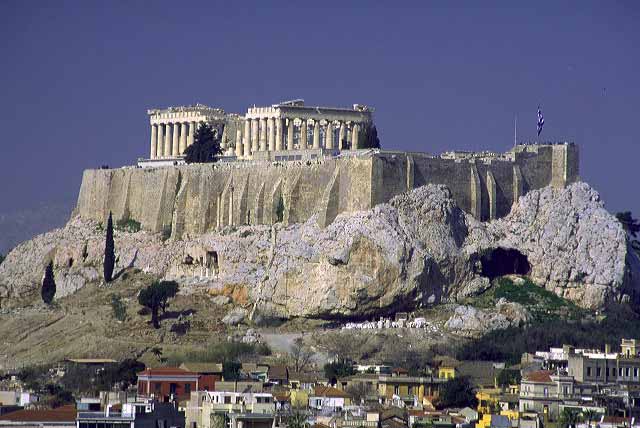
[457,277,640,364]
[469,276,586,321]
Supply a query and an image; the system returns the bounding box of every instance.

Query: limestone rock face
[465,182,639,309]
[1,182,638,318]
[444,301,531,337]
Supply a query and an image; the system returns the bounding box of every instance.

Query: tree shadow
[113,249,139,281]
[159,308,197,321]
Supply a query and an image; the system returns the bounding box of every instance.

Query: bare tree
[289,337,314,372]
[345,382,373,404]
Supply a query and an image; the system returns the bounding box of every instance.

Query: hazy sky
[0,1,638,216]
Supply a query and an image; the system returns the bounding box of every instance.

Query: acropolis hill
[76,100,580,238]
[2,100,639,339]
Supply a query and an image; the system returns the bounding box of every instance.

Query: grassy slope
[468,276,586,322]
[457,276,640,364]
[0,270,231,370]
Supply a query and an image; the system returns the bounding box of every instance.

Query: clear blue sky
[0,1,638,215]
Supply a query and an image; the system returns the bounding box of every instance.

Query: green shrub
[471,277,584,321]
[110,295,127,321]
[115,218,141,233]
[163,340,272,366]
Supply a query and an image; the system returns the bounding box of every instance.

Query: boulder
[222,308,248,326]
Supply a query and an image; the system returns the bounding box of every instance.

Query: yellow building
[476,388,520,422]
[434,357,459,380]
[475,414,512,428]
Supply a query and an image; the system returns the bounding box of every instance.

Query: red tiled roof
[523,370,553,383]
[137,367,197,376]
[312,385,351,398]
[0,405,77,422]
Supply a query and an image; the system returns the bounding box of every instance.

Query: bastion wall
[75,144,579,237]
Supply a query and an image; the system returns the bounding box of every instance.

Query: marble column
[157,124,164,157]
[300,119,307,149]
[179,123,187,154]
[243,119,251,158]
[172,123,180,156]
[352,123,360,150]
[313,120,320,149]
[188,122,196,147]
[268,118,276,151]
[150,124,157,159]
[251,119,259,153]
[325,122,334,149]
[164,123,172,157]
[235,128,243,158]
[287,119,295,150]
[275,118,284,151]
[259,118,267,151]
[338,122,346,150]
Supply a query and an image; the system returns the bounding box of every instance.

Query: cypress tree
[184,123,223,163]
[104,212,115,282]
[41,261,56,304]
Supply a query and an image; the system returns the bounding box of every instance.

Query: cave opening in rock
[480,248,530,280]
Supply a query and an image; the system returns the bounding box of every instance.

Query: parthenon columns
[259,118,267,151]
[338,122,346,150]
[171,123,180,156]
[287,119,294,150]
[326,122,334,149]
[188,122,195,147]
[268,118,276,151]
[243,119,251,158]
[251,119,259,153]
[300,120,307,149]
[312,121,320,149]
[164,123,172,156]
[235,128,243,158]
[352,123,360,150]
[179,123,187,154]
[276,118,284,151]
[150,125,157,158]
[156,124,164,157]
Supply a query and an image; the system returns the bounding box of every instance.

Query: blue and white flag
[537,106,544,136]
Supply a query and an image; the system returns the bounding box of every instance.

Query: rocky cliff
[1,182,638,317]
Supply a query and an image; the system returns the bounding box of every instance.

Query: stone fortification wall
[76,157,375,239]
[75,144,579,234]
[370,143,578,222]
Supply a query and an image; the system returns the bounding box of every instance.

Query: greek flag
[537,106,544,136]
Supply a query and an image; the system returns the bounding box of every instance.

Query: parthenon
[146,100,374,162]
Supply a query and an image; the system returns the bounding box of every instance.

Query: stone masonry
[76,142,579,237]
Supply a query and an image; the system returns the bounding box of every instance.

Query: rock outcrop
[444,299,532,336]
[465,182,640,309]
[1,183,638,318]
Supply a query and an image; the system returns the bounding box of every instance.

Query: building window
[606,368,609,377]
[224,396,231,404]
[394,386,399,395]
[544,387,548,397]
[597,367,601,377]
[185,384,191,394]
[587,367,592,377]
[408,386,413,395]
[154,383,161,392]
